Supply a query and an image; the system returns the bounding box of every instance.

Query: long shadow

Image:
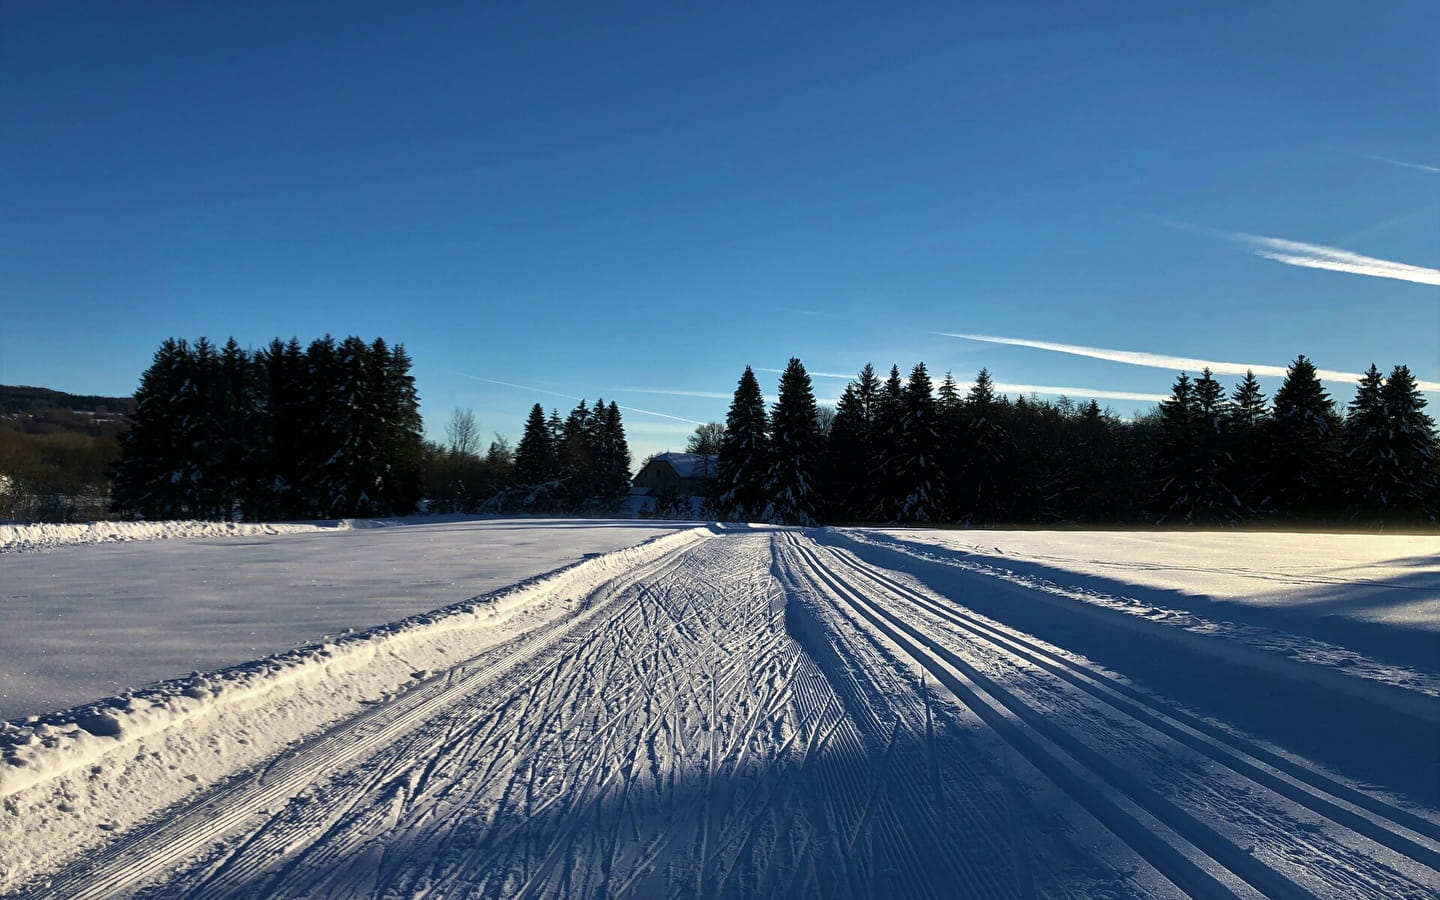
[818,532,1440,808]
[840,532,1440,676]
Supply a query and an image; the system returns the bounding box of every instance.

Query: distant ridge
[0,385,136,417]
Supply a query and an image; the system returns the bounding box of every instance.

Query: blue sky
[4,0,1437,463]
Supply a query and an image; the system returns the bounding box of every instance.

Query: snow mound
[0,519,343,554]
[0,526,708,891]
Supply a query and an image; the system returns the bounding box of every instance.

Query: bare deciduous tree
[446,408,481,458]
[685,422,725,455]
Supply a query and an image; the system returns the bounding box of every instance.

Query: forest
[5,341,1435,529]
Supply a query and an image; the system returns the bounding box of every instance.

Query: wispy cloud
[937,334,1440,392]
[758,367,857,380]
[765,364,1166,403]
[1370,155,1440,175]
[1162,218,1440,287]
[610,386,733,400]
[453,373,708,425]
[1242,233,1440,286]
[988,383,1168,403]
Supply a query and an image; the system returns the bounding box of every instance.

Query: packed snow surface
[0,517,691,718]
[2,524,1436,899]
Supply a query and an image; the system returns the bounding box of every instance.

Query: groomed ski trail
[10,529,1437,899]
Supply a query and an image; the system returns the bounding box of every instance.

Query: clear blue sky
[4,0,1437,463]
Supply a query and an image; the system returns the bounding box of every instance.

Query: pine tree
[594,401,632,502]
[217,338,260,519]
[515,403,558,487]
[373,340,425,515]
[1226,370,1270,514]
[1346,365,1440,522]
[1151,372,1201,522]
[1191,368,1242,521]
[896,363,945,521]
[559,400,595,505]
[762,358,823,525]
[870,365,906,521]
[1268,355,1341,518]
[823,364,881,520]
[954,368,1011,524]
[112,338,194,518]
[716,366,771,520]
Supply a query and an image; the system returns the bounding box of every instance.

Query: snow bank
[0,526,707,892]
[0,519,342,554]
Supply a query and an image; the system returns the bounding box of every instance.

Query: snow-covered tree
[761,358,823,525]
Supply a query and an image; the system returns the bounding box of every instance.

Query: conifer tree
[1346,364,1440,521]
[1190,368,1242,521]
[515,403,558,487]
[954,368,1010,523]
[870,365,906,520]
[112,338,194,518]
[762,357,823,525]
[1226,370,1270,514]
[1343,365,1388,518]
[896,363,946,521]
[1268,355,1341,518]
[824,364,881,520]
[716,366,771,520]
[594,401,632,501]
[1151,372,1201,522]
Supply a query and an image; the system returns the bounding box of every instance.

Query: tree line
[423,400,634,515]
[111,336,425,520]
[710,355,1438,527]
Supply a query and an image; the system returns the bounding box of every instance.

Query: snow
[643,451,715,479]
[2,523,1437,898]
[0,517,692,719]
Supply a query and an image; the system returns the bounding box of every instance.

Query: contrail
[1370,155,1440,175]
[935,334,1440,392]
[452,373,708,425]
[1160,218,1440,287]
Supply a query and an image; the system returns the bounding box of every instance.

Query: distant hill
[1,385,136,418]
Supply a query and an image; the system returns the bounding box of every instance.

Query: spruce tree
[1151,372,1201,522]
[896,363,946,521]
[1268,355,1341,518]
[1226,370,1270,514]
[112,338,193,519]
[716,366,771,520]
[515,403,558,487]
[762,357,823,525]
[1346,365,1440,522]
[954,368,1010,524]
[1342,365,1387,518]
[823,364,881,520]
[870,365,906,520]
[1191,368,1242,521]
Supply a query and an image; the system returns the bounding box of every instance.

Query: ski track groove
[780,533,1440,900]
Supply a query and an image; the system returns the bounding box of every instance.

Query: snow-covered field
[0,517,693,719]
[3,522,1437,898]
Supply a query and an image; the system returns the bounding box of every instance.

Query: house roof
[647,452,717,479]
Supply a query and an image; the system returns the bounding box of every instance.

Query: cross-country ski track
[6,527,1438,899]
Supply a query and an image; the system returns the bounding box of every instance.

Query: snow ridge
[0,519,345,554]
[0,526,707,892]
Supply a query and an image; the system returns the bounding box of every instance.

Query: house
[631,452,718,496]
